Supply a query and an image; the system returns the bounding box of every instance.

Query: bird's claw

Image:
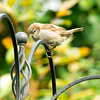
[46,52,53,58]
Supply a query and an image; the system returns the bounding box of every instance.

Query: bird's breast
[32,29,66,46]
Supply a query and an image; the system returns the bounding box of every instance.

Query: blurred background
[0,0,100,100]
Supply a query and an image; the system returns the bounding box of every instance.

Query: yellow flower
[2,37,13,50]
[66,47,90,61]
[56,10,72,17]
[79,47,90,58]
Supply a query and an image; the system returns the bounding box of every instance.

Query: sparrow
[28,23,83,49]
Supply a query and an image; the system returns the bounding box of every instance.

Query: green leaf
[96,0,100,11]
[78,0,94,11]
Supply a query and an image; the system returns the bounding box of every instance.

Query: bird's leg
[50,46,56,50]
[44,45,51,58]
[45,45,54,58]
[44,45,50,52]
[46,50,53,58]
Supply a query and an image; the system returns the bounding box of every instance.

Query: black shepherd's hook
[0,13,20,100]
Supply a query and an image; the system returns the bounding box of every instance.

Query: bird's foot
[44,45,55,58]
[46,52,53,58]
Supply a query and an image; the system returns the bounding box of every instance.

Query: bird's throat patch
[30,32,37,38]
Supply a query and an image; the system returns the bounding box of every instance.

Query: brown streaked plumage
[28,23,83,49]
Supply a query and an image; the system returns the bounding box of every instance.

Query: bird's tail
[60,27,83,36]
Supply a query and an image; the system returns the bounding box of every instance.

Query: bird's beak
[29,34,34,38]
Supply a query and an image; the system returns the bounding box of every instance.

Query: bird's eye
[33,30,36,33]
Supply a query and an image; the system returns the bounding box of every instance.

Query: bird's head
[28,23,40,38]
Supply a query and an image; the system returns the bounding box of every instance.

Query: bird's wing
[42,24,72,36]
[41,24,66,32]
[41,24,83,36]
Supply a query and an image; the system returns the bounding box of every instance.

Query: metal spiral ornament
[10,32,31,100]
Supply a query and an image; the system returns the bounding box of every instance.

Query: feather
[59,27,83,36]
[41,24,66,32]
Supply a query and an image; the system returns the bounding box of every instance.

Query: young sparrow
[28,23,83,49]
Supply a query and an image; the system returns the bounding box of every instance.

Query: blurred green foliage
[0,0,100,100]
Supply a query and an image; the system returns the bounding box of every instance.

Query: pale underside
[32,29,67,46]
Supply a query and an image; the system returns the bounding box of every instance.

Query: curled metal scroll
[50,75,100,100]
